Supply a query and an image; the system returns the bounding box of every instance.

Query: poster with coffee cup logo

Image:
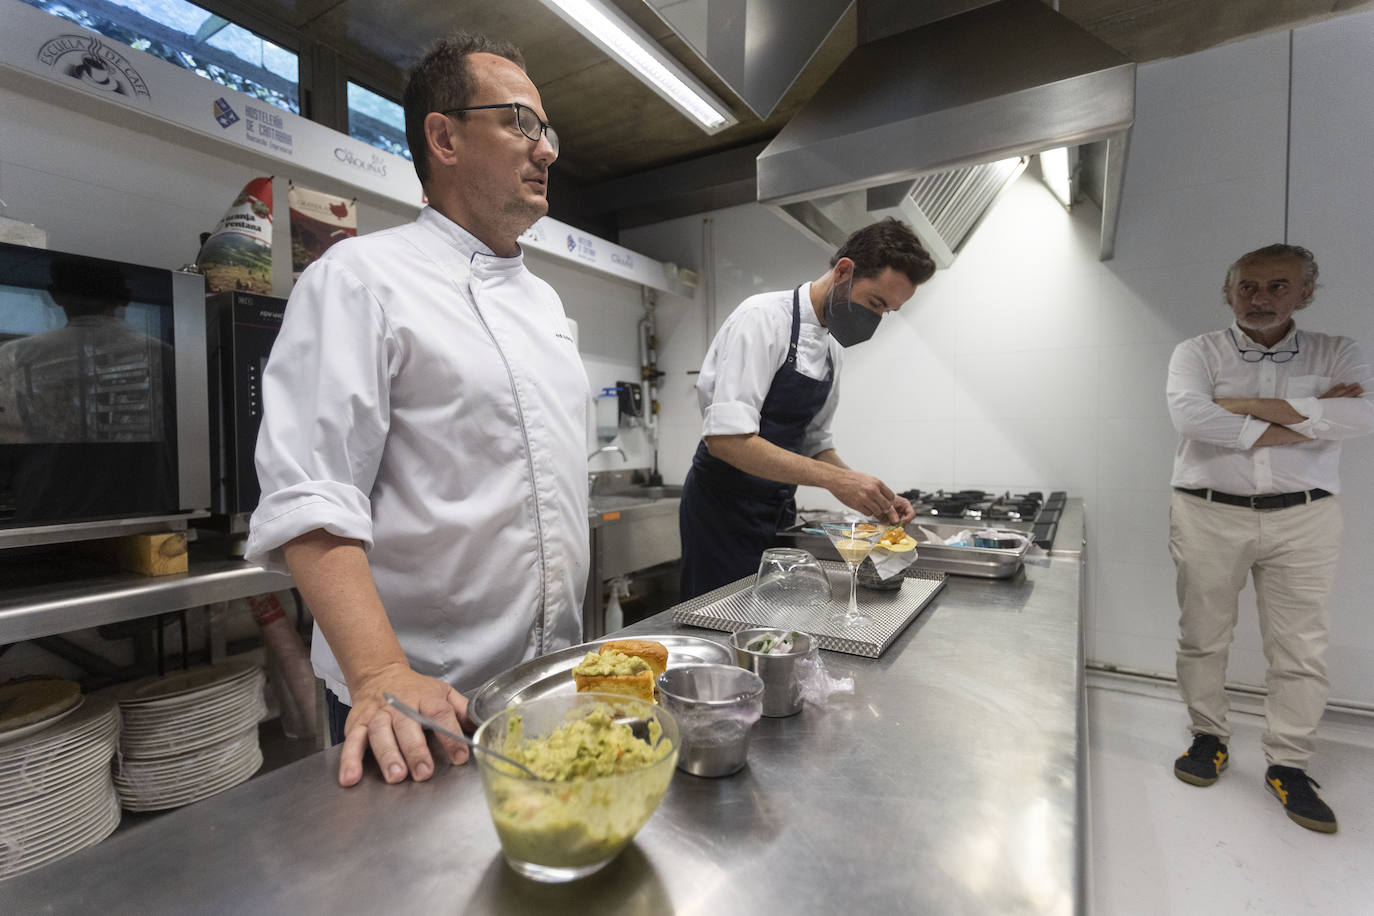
[288,184,357,282]
[197,176,274,295]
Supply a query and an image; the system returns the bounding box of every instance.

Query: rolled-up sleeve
[244,257,393,573]
[701,308,787,437]
[1167,339,1259,448]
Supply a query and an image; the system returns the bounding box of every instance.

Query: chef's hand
[892,495,915,525]
[1320,382,1364,398]
[339,663,471,787]
[830,471,901,522]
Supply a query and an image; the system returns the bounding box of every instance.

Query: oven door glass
[0,251,180,526]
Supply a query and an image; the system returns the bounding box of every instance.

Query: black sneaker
[1174,733,1228,786]
[1265,765,1338,833]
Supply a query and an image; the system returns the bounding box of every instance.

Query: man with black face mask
[679,218,937,599]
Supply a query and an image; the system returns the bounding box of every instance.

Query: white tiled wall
[1288,13,1374,705]
[625,12,1374,705]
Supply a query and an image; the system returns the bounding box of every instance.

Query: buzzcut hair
[1224,244,1320,306]
[831,218,937,287]
[403,32,526,185]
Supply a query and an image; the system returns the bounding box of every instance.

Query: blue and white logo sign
[213,97,240,129]
[244,103,294,156]
[571,235,596,262]
[37,34,150,98]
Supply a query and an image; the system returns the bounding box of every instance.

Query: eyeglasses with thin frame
[1228,327,1299,363]
[442,102,559,154]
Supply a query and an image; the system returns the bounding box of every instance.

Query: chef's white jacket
[245,207,590,702]
[1168,321,1374,494]
[694,283,841,456]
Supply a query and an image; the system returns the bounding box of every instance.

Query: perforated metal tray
[672,562,946,658]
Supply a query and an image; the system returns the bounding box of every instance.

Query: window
[347,81,411,161]
[19,0,300,114]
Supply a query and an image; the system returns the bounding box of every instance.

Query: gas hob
[898,489,1068,550]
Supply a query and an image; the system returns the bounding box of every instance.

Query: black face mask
[823,275,881,347]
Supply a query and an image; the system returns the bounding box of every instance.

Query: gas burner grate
[896,488,1067,548]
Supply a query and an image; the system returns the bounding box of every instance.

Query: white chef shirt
[695,283,841,457]
[245,207,590,701]
[1168,320,1374,494]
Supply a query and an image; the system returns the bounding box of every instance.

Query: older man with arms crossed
[247,33,587,787]
[1167,243,1374,832]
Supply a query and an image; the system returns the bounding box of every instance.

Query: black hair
[831,218,936,287]
[403,32,526,185]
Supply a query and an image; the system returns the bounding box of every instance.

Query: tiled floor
[1088,672,1374,915]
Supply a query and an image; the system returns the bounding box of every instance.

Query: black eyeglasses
[1228,327,1299,363]
[442,102,559,154]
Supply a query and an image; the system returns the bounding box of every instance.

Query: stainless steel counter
[1,506,1086,915]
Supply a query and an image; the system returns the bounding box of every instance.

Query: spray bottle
[604,576,631,634]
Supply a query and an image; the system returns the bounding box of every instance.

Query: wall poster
[288,183,357,282]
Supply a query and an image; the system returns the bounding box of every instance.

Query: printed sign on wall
[197,177,274,295]
[288,183,357,282]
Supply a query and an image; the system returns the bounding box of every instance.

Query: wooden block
[82,532,188,576]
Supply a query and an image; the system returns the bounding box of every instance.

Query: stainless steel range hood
[756,0,1135,263]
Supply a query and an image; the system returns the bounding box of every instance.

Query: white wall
[625,12,1374,706]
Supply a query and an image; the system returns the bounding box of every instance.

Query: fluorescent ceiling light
[536,0,737,134]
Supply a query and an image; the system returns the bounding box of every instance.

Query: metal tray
[467,634,733,725]
[672,562,946,658]
[780,518,1033,579]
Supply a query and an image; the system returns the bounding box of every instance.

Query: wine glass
[821,520,883,627]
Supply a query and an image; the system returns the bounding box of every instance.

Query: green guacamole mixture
[570,649,651,678]
[484,704,675,869]
[502,705,663,780]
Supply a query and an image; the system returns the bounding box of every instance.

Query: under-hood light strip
[536,0,737,134]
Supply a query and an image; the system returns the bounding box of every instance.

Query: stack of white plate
[0,693,121,881]
[111,661,267,813]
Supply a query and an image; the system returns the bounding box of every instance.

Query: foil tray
[672,562,946,658]
[780,519,1033,579]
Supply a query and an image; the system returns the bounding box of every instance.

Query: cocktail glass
[821,520,883,627]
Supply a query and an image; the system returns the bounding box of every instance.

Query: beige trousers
[1168,490,1342,769]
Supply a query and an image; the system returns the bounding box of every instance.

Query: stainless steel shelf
[0,544,292,643]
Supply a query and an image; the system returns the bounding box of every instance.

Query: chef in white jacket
[246,33,588,787]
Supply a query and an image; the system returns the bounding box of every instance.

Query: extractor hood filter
[778,156,1027,268]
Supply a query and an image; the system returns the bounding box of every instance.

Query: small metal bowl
[731,628,813,717]
[656,664,764,778]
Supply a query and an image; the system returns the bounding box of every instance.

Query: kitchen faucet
[587,445,628,497]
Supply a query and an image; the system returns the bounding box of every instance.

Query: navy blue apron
[679,286,834,599]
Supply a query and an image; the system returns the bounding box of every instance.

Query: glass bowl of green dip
[473,692,679,882]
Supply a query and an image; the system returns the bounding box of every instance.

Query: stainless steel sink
[582,470,683,640]
[589,494,656,513]
[588,485,684,515]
